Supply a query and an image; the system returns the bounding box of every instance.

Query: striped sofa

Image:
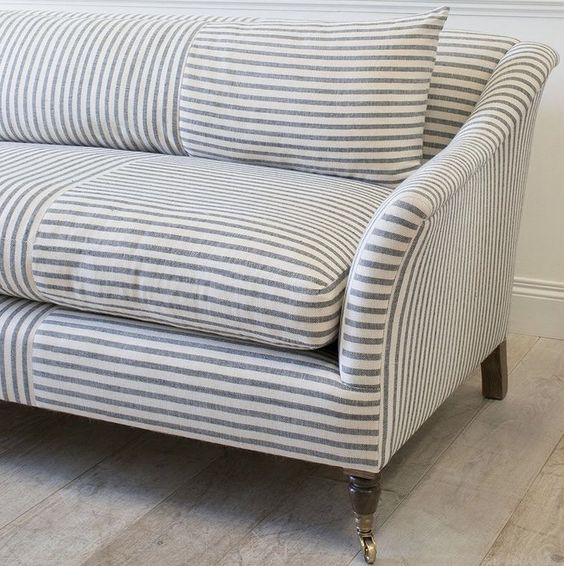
[0,9,558,563]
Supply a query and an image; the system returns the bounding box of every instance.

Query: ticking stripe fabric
[0,26,558,475]
[0,141,392,349]
[0,294,380,472]
[180,8,449,185]
[0,11,222,153]
[340,42,558,466]
[0,8,450,168]
[0,296,52,404]
[0,143,146,302]
[423,30,518,159]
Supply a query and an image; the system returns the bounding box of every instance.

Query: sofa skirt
[0,295,380,472]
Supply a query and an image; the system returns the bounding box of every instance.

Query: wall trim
[513,277,564,302]
[6,0,564,18]
[510,277,564,339]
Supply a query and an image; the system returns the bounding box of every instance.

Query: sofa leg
[345,471,381,564]
[481,339,508,400]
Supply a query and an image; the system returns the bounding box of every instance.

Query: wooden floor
[0,334,562,566]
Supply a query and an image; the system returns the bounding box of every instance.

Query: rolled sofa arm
[339,42,559,468]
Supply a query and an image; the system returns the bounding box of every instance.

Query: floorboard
[0,414,139,532]
[371,338,564,566]
[223,334,539,566]
[481,436,564,565]
[0,431,222,566]
[83,449,308,566]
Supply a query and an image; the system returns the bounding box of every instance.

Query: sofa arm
[339,41,558,467]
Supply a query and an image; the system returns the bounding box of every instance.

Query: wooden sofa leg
[345,471,381,564]
[481,339,508,400]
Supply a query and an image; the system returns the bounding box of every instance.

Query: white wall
[2,0,564,338]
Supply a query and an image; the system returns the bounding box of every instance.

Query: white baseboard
[509,277,564,339]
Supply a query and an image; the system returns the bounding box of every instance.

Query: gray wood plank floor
[0,334,562,566]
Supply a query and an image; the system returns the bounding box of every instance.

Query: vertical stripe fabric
[179,8,449,185]
[0,296,53,404]
[0,11,215,154]
[340,42,558,467]
[0,294,381,472]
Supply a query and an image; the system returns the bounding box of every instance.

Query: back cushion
[423,30,517,159]
[0,9,467,178]
[0,11,214,154]
[180,8,449,185]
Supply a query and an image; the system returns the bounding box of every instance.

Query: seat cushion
[0,142,392,348]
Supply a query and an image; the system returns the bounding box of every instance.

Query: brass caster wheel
[359,534,377,564]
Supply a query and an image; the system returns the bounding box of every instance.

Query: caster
[347,473,380,564]
[359,534,377,564]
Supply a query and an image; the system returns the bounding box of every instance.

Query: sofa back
[423,30,517,159]
[0,11,216,154]
[0,10,516,170]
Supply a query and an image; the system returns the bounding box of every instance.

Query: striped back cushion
[0,11,514,175]
[0,11,214,154]
[179,8,449,185]
[423,30,518,159]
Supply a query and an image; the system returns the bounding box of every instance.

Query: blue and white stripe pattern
[0,142,391,349]
[0,296,52,405]
[0,11,230,154]
[0,143,146,302]
[0,294,380,472]
[340,41,559,467]
[423,30,518,159]
[180,8,449,185]
[0,16,558,475]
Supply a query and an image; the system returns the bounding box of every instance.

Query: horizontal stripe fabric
[0,10,520,176]
[0,143,147,302]
[180,7,449,185]
[0,141,392,349]
[0,7,450,170]
[422,30,518,159]
[0,11,525,178]
[0,294,380,472]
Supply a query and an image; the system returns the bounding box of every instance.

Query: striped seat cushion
[0,142,392,349]
[180,7,449,185]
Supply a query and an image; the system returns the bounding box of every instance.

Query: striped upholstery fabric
[0,296,51,404]
[0,143,146,302]
[0,11,219,153]
[340,42,558,467]
[0,142,392,349]
[423,30,518,159]
[0,294,380,472]
[0,21,558,476]
[179,8,449,185]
